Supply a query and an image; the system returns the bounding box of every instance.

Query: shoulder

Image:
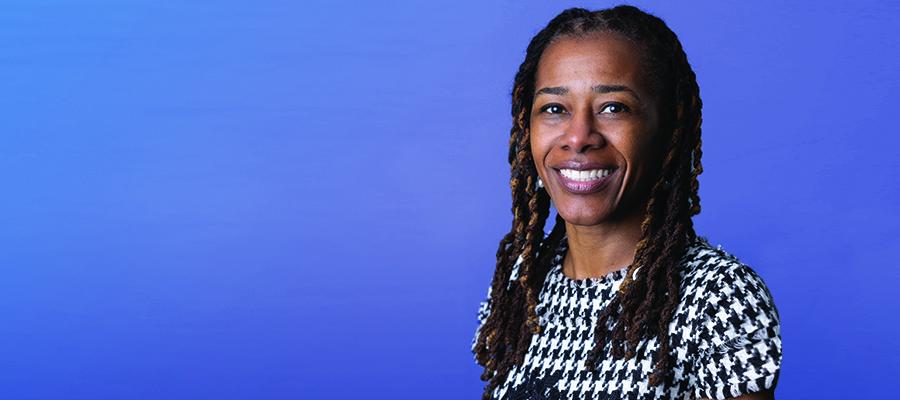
[680,235,780,321]
[471,242,520,356]
[474,248,526,330]
[677,235,783,399]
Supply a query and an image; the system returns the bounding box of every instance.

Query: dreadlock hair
[471,4,704,399]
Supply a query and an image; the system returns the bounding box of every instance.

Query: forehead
[535,32,648,94]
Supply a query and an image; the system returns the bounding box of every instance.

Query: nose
[560,107,605,153]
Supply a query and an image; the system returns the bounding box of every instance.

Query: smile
[554,168,616,194]
[558,168,612,181]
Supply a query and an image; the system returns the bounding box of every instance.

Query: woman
[471,5,782,400]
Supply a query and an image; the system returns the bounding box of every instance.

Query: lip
[552,166,617,195]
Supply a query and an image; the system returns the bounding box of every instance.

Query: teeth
[560,168,612,181]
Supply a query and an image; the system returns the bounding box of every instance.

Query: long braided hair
[472,5,704,399]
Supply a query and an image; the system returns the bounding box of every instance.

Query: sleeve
[691,263,782,400]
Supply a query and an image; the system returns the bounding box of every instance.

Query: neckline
[554,262,631,288]
[548,235,633,289]
[542,232,708,289]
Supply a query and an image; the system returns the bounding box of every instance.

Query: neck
[561,208,645,280]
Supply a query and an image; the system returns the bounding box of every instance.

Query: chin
[556,207,612,227]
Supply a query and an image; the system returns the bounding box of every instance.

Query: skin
[530,32,664,281]
[528,32,775,400]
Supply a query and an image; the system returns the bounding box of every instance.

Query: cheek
[528,132,551,163]
[620,124,661,162]
[629,137,666,185]
[639,130,666,169]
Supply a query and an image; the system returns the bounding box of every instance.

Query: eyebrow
[535,84,641,101]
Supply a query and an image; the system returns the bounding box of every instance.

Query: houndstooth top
[471,233,782,400]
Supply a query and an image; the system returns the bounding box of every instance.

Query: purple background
[2,0,898,398]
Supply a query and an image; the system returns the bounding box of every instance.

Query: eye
[539,103,566,115]
[600,102,629,114]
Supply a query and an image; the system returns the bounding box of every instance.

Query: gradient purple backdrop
[1,0,898,398]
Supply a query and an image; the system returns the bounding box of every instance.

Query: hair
[471,4,704,399]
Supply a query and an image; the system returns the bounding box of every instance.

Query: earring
[536,177,544,190]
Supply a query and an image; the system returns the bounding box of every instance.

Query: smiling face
[530,32,665,227]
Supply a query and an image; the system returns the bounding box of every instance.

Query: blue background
[2,0,898,398]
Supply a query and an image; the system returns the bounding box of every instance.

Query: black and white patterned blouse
[471,233,782,399]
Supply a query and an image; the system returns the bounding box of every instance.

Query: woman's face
[530,32,664,227]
